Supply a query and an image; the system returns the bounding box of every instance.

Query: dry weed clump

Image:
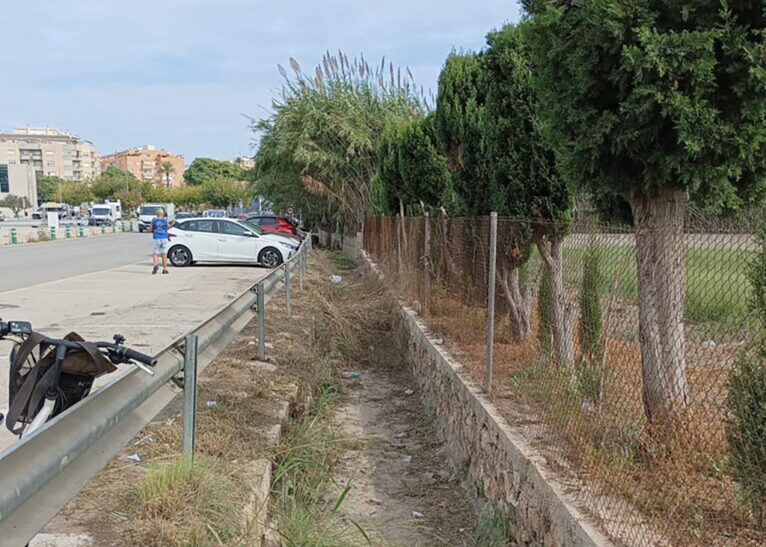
[133,457,244,546]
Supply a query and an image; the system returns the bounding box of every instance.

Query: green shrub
[726,220,766,527]
[578,241,603,363]
[726,346,766,527]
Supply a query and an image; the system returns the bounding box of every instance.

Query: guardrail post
[284,263,291,316]
[101,225,105,235]
[183,334,199,459]
[299,248,305,291]
[11,227,17,244]
[257,281,266,360]
[65,224,71,239]
[50,227,56,240]
[79,225,84,238]
[486,212,498,394]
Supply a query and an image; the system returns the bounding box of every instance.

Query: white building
[0,163,37,216]
[0,127,100,181]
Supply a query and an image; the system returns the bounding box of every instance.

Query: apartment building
[0,127,100,181]
[101,145,185,187]
[0,163,38,214]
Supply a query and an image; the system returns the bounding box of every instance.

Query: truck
[89,200,122,226]
[137,202,175,232]
[34,202,69,220]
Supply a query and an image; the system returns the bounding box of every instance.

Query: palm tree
[161,161,174,188]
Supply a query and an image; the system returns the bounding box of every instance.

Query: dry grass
[369,253,766,546]
[133,457,244,546]
[52,250,388,546]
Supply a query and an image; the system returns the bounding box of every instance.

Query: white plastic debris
[702,340,717,350]
[402,454,412,464]
[329,275,342,284]
[404,389,414,396]
[411,511,424,519]
[206,401,219,408]
[126,454,141,463]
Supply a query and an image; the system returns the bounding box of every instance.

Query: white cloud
[0,0,521,160]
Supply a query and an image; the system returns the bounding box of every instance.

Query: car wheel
[169,245,193,267]
[258,247,283,268]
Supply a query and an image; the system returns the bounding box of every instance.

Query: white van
[138,203,175,232]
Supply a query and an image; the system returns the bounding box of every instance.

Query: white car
[166,218,298,268]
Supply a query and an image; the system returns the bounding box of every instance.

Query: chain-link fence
[363,211,766,546]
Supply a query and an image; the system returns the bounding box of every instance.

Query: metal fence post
[486,212,498,394]
[183,334,198,459]
[257,281,266,360]
[11,227,17,244]
[50,227,56,240]
[284,262,292,316]
[423,212,430,317]
[299,248,305,291]
[65,224,71,239]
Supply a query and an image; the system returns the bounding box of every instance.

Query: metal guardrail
[0,235,312,546]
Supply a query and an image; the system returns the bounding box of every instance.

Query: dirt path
[331,363,477,546]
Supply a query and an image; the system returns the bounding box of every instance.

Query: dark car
[246,215,299,237]
[175,212,195,221]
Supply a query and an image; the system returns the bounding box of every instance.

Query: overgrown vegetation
[271,382,369,546]
[136,457,243,545]
[726,221,766,527]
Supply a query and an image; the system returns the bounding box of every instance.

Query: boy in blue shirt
[149,208,170,275]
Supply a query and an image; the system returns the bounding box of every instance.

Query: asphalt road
[0,233,150,292]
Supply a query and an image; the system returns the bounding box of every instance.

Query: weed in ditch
[271,383,370,546]
[134,456,243,545]
[475,501,511,546]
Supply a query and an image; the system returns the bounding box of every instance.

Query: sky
[0,1,521,162]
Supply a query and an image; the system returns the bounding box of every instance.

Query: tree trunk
[498,264,533,342]
[630,188,689,423]
[538,237,574,368]
[399,199,408,258]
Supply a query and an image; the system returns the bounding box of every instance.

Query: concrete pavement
[0,233,149,292]
[0,244,272,452]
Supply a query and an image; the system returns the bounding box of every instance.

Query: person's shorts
[153,239,169,255]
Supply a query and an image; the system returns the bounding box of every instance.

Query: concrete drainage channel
[354,246,613,546]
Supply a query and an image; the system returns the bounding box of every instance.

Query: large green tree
[252,52,424,232]
[483,24,576,359]
[91,166,144,201]
[184,158,243,186]
[201,177,246,208]
[526,1,766,421]
[375,114,450,213]
[36,175,63,203]
[434,53,490,216]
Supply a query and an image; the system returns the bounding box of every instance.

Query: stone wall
[358,249,612,546]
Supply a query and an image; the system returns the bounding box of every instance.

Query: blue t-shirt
[152,217,169,240]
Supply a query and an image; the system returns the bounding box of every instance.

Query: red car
[246,215,299,237]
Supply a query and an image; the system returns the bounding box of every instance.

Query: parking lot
[0,236,272,452]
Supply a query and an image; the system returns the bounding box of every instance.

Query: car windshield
[241,220,264,235]
[140,206,162,215]
[92,208,110,215]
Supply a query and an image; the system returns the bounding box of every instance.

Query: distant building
[0,163,38,215]
[101,145,185,187]
[0,127,100,181]
[231,156,255,170]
